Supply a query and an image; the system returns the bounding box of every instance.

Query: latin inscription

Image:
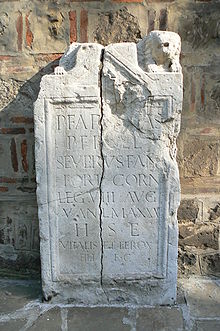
[53,100,166,277]
[55,106,102,276]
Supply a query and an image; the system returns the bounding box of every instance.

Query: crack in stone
[99,48,105,286]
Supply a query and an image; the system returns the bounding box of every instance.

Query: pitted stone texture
[34,31,182,304]
[101,39,182,305]
[28,308,62,331]
[137,30,182,73]
[34,43,104,303]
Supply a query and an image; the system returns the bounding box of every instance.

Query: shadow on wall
[0,58,60,279]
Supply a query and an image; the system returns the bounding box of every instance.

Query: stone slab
[136,307,184,331]
[34,43,104,303]
[0,279,41,314]
[100,36,182,304]
[28,308,62,331]
[67,308,130,331]
[34,31,183,304]
[0,319,27,331]
[192,320,220,331]
[179,277,220,318]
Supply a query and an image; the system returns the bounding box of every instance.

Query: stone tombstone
[34,31,183,305]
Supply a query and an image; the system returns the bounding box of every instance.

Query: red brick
[70,0,104,1]
[201,75,205,108]
[16,11,23,52]
[112,0,143,2]
[25,12,33,48]
[10,116,33,124]
[200,128,212,134]
[10,138,18,172]
[0,55,15,61]
[159,8,167,31]
[34,53,63,62]
[147,0,174,2]
[80,9,88,43]
[0,177,16,183]
[69,11,77,43]
[0,187,8,192]
[21,139,28,172]
[1,128,25,134]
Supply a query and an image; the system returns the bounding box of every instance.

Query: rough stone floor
[0,276,220,331]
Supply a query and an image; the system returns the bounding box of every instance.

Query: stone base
[0,276,220,331]
[43,278,176,306]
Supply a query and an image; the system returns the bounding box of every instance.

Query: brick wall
[0,0,219,278]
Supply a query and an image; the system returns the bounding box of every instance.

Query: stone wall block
[200,252,220,276]
[178,137,219,178]
[93,7,141,46]
[179,223,219,250]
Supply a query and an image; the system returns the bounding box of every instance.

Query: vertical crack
[99,48,105,286]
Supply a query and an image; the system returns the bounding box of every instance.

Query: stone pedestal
[34,31,183,304]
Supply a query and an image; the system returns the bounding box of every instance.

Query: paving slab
[136,307,184,331]
[67,307,130,331]
[0,279,41,314]
[179,277,220,318]
[0,277,219,331]
[0,319,27,331]
[28,307,62,331]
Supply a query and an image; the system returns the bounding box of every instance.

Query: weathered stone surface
[100,34,182,305]
[34,43,104,303]
[137,30,182,73]
[209,203,220,221]
[178,199,199,222]
[178,247,200,276]
[94,8,141,46]
[0,78,22,110]
[178,138,219,178]
[34,31,182,304]
[200,251,220,277]
[179,223,219,250]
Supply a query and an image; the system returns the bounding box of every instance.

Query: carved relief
[138,30,181,73]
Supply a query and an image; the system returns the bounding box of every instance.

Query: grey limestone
[34,31,183,305]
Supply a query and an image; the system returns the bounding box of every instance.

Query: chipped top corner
[137,30,182,73]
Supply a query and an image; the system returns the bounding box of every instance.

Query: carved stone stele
[34,31,183,305]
